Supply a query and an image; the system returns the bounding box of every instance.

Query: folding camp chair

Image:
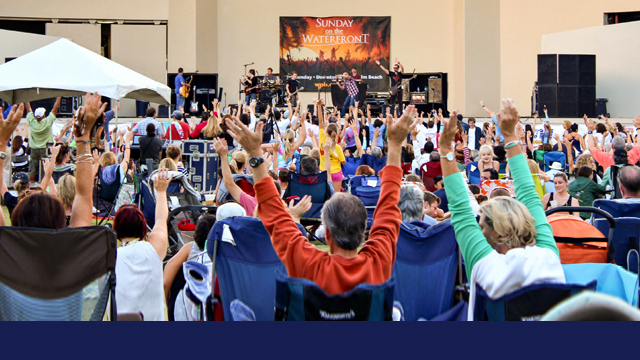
[0,226,117,321]
[593,199,640,219]
[594,218,640,273]
[466,162,481,185]
[282,170,332,221]
[562,263,639,306]
[95,165,123,225]
[207,217,306,321]
[546,206,616,264]
[393,220,460,321]
[342,156,361,178]
[274,269,395,321]
[10,154,29,174]
[420,161,442,192]
[167,205,217,248]
[348,175,381,229]
[543,151,566,172]
[473,281,597,321]
[498,161,508,175]
[360,154,387,174]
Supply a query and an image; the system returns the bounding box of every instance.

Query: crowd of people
[2,86,640,321]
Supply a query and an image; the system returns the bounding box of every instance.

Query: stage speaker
[578,86,596,118]
[578,55,596,87]
[58,97,75,116]
[558,85,579,118]
[538,85,557,118]
[428,77,443,103]
[537,54,558,86]
[402,87,411,102]
[158,105,169,118]
[218,87,224,102]
[558,55,579,86]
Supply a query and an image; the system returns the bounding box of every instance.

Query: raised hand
[288,195,312,220]
[76,92,107,140]
[225,115,264,157]
[0,104,24,145]
[212,137,229,157]
[50,144,62,159]
[154,167,173,193]
[375,60,380,66]
[495,99,519,138]
[386,105,419,146]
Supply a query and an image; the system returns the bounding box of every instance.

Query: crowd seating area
[1,95,640,321]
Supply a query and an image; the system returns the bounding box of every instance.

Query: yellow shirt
[319,129,346,174]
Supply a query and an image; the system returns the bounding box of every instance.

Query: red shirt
[168,121,191,140]
[255,166,403,295]
[190,121,207,139]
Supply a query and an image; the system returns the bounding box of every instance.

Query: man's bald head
[619,165,640,199]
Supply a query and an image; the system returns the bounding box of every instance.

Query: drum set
[240,75,287,105]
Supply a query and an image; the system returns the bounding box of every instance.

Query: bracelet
[75,140,89,144]
[504,140,519,149]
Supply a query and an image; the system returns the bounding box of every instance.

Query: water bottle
[605,185,612,200]
[417,86,421,92]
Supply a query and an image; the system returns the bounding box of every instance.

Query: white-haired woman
[439,99,565,321]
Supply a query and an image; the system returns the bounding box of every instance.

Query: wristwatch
[249,157,264,168]
[444,152,455,162]
[588,131,593,134]
[0,151,6,160]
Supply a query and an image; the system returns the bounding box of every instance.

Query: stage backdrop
[279,16,390,93]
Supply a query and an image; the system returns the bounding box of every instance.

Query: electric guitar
[284,87,304,104]
[390,74,417,96]
[179,76,192,98]
[190,86,198,113]
[241,77,261,95]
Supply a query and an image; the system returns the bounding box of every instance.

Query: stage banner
[279,16,391,93]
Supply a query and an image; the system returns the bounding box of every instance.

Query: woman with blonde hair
[320,123,346,192]
[439,100,564,320]
[229,151,248,174]
[478,145,499,173]
[574,153,600,183]
[57,174,76,226]
[159,158,178,171]
[202,114,223,139]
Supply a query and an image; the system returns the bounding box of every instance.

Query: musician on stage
[241,69,259,104]
[264,67,280,84]
[286,71,299,107]
[350,67,362,83]
[337,72,359,117]
[175,67,189,112]
[375,58,404,116]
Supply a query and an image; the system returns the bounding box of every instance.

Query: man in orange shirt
[225,105,420,295]
[585,116,640,170]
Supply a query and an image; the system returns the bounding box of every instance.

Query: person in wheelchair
[224,105,420,294]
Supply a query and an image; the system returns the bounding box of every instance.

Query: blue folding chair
[562,263,638,306]
[543,151,566,172]
[498,161,508,175]
[207,217,306,321]
[593,199,640,219]
[473,281,597,321]
[466,162,480,185]
[393,220,460,320]
[342,157,361,178]
[360,154,387,174]
[594,218,640,273]
[348,175,381,229]
[274,269,395,321]
[282,170,332,220]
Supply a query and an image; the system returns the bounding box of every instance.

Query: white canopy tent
[0,38,171,105]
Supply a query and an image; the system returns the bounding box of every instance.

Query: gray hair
[626,144,634,152]
[398,185,424,223]
[604,143,612,153]
[612,136,625,151]
[372,147,383,159]
[321,193,367,250]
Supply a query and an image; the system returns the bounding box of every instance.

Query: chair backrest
[207,217,302,321]
[466,162,480,185]
[274,269,395,321]
[594,217,640,273]
[360,154,387,174]
[544,151,566,172]
[11,154,28,165]
[347,175,381,228]
[498,161,508,174]
[532,174,546,198]
[342,157,361,178]
[474,281,597,321]
[393,220,459,320]
[98,165,122,201]
[593,199,640,219]
[609,165,624,200]
[0,226,117,321]
[283,171,331,219]
[420,162,442,192]
[562,263,639,306]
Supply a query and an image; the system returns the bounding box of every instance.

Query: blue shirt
[368,123,386,148]
[175,74,185,93]
[131,117,165,137]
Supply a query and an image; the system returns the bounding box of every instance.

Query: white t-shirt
[468,127,477,151]
[277,118,291,135]
[115,241,166,321]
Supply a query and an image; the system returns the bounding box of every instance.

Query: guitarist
[286,71,300,107]
[175,67,189,112]
[375,58,404,116]
[241,69,259,104]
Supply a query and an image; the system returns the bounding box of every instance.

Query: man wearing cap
[546,161,564,179]
[168,110,191,141]
[25,98,61,182]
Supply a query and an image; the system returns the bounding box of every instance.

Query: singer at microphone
[241,68,259,104]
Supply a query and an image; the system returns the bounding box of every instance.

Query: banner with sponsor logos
[279,16,391,92]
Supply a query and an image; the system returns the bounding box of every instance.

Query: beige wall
[542,21,640,118]
[45,23,101,54]
[168,0,196,73]
[217,0,461,108]
[111,24,167,116]
[499,0,640,115]
[464,0,501,117]
[0,29,60,64]
[2,0,168,20]
[196,0,218,73]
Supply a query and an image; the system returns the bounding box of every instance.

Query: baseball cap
[284,110,290,119]
[614,149,628,158]
[457,114,463,121]
[172,110,183,120]
[216,202,246,221]
[12,172,29,185]
[34,108,46,118]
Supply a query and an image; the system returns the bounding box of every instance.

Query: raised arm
[480,100,494,117]
[212,138,244,202]
[51,97,62,117]
[70,92,107,228]
[40,145,60,196]
[0,104,26,226]
[395,58,405,74]
[374,59,390,75]
[323,138,333,176]
[292,116,307,151]
[119,131,133,174]
[147,168,171,260]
